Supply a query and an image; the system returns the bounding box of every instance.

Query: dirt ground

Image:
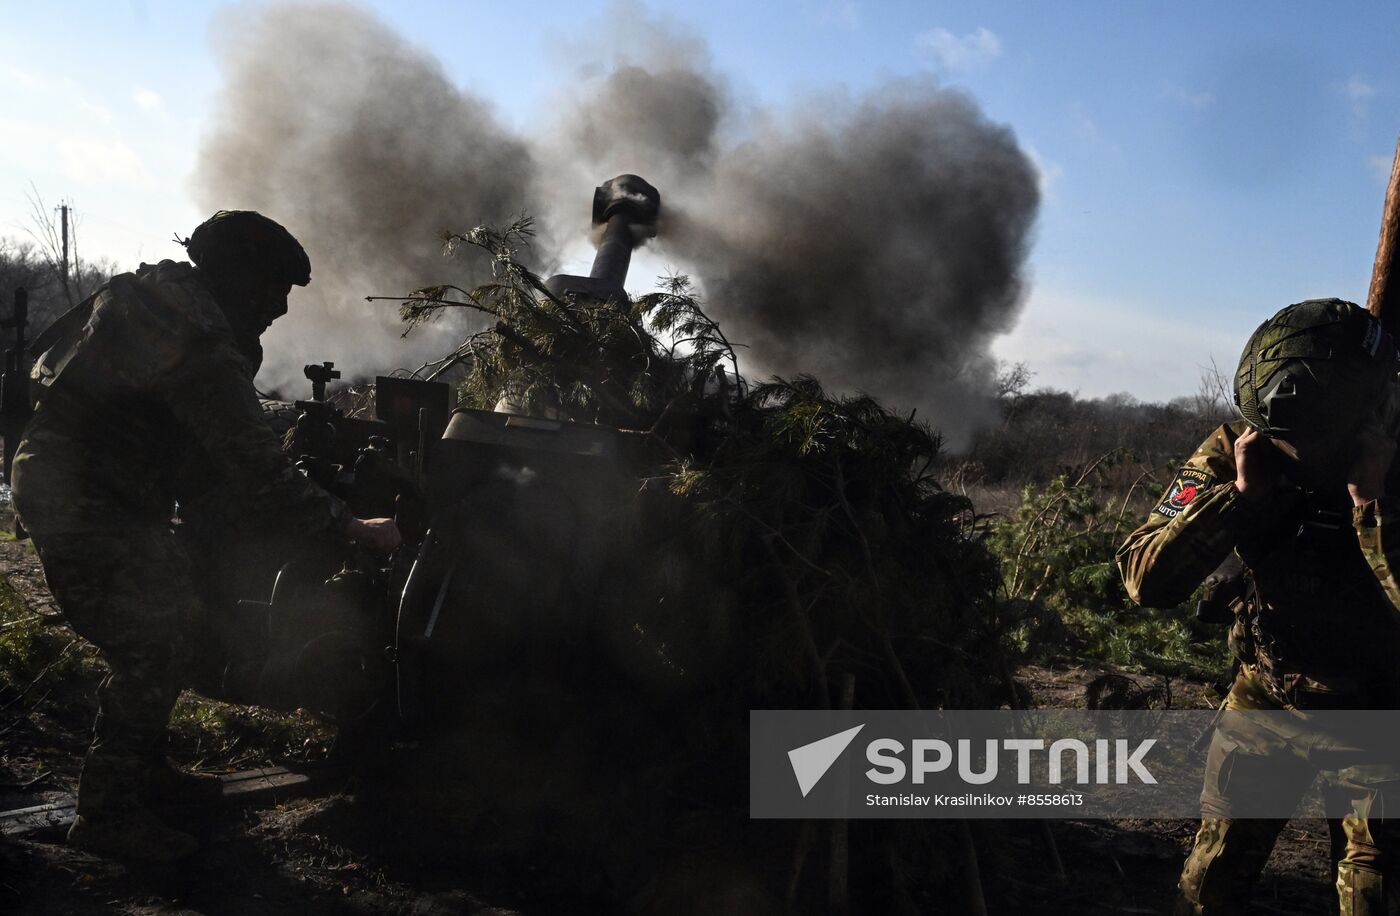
[0,537,1342,916]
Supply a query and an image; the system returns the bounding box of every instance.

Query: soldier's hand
[1348,428,1398,507]
[347,517,402,552]
[1234,427,1279,504]
[1348,378,1400,507]
[1372,374,1400,441]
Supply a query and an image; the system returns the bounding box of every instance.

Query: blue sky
[1,1,1397,402]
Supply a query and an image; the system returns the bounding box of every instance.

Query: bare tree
[995,360,1033,401]
[0,238,54,300]
[24,186,104,310]
[1188,358,1235,426]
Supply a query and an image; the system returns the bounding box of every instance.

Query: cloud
[78,101,113,124]
[992,288,1245,403]
[1371,152,1395,186]
[1069,102,1099,139]
[1024,144,1064,199]
[1345,76,1376,101]
[59,138,155,188]
[133,87,164,112]
[1345,74,1376,119]
[816,0,860,30]
[3,66,45,90]
[1164,83,1214,110]
[915,26,1002,71]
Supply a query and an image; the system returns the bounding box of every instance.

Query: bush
[0,573,100,707]
[985,459,1230,679]
[380,219,1017,911]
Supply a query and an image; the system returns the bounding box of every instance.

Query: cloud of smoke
[528,6,728,266]
[541,5,1038,446]
[683,83,1039,447]
[192,2,533,395]
[194,2,1038,445]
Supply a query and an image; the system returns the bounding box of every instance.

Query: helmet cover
[1234,298,1397,440]
[183,210,310,287]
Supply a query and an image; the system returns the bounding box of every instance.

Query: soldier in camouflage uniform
[1118,299,1400,914]
[11,211,400,861]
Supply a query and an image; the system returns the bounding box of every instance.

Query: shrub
[985,459,1230,679]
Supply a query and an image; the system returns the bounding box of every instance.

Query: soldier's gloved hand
[1234,427,1280,504]
[346,517,402,553]
[1368,373,1400,441]
[1348,375,1400,507]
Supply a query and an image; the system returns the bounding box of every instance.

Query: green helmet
[1234,298,1397,440]
[184,210,311,287]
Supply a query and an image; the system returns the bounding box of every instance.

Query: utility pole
[59,203,70,293]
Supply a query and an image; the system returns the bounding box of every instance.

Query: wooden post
[59,203,69,303]
[1367,134,1400,332]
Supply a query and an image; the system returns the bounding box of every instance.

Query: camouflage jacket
[11,260,349,537]
[1116,421,1400,687]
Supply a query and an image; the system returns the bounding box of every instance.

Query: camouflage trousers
[29,529,202,815]
[1177,667,1400,915]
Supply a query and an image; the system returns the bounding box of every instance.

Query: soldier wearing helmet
[1118,299,1400,915]
[11,211,400,861]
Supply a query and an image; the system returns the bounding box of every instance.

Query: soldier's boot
[144,760,223,806]
[1334,813,1398,916]
[1175,817,1286,915]
[1336,863,1387,916]
[67,811,199,863]
[68,751,200,862]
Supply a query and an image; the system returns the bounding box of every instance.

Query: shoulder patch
[1154,467,1215,519]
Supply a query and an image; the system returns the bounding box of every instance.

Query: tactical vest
[1236,487,1400,706]
[28,295,96,392]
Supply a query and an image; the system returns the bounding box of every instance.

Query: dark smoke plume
[193,2,533,394]
[529,7,730,263]
[542,7,1038,446]
[195,2,1038,444]
[690,85,1038,447]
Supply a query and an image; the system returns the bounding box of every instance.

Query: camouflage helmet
[1234,298,1397,439]
[184,210,311,287]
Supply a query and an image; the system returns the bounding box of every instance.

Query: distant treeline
[949,362,1238,497]
[0,234,114,337]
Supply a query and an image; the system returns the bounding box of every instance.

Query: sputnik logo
[787,724,865,797]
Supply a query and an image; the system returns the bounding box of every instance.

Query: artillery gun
[179,174,689,739]
[2,178,757,905]
[1,175,991,913]
[0,175,677,735]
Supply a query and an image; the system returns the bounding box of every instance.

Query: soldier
[1117,298,1400,915]
[11,210,401,861]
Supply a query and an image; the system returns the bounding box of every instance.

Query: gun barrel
[589,212,636,292]
[545,174,661,302]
